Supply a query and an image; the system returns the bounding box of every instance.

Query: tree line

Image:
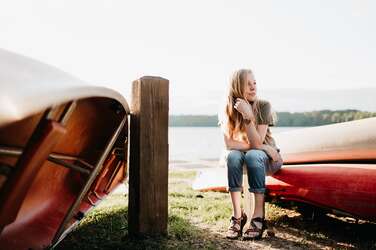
[169,110,376,127]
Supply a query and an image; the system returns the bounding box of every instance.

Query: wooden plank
[128,76,169,236]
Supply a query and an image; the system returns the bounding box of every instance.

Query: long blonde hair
[224,69,262,139]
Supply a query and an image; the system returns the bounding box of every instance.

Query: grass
[57,170,376,250]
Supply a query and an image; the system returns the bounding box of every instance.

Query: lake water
[169,127,304,162]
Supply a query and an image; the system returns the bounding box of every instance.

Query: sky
[0,0,375,114]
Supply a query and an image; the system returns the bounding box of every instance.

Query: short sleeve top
[257,100,277,149]
[219,99,278,150]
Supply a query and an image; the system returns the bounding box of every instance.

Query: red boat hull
[267,164,376,220]
[193,163,376,220]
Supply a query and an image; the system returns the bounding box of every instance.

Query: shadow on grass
[56,206,219,250]
[268,202,376,249]
[55,204,351,250]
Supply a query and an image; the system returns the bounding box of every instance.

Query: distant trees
[169,110,376,127]
[169,115,218,127]
[271,110,376,126]
[276,110,376,126]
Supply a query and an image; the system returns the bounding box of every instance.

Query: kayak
[0,49,129,249]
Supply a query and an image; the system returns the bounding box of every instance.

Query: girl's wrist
[242,112,253,120]
[244,114,255,123]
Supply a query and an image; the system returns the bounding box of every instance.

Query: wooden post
[128,76,169,236]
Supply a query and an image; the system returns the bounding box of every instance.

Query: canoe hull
[274,118,376,164]
[0,98,128,250]
[267,164,376,220]
[0,49,131,250]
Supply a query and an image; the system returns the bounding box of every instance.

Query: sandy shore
[169,159,222,170]
[113,160,217,194]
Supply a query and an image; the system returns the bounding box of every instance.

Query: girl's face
[243,72,257,102]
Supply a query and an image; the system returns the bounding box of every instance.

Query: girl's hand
[234,98,254,121]
[260,144,280,162]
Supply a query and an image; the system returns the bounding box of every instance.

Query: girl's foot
[243,217,266,240]
[226,212,247,239]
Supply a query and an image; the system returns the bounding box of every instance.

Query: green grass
[57,171,227,250]
[57,170,376,250]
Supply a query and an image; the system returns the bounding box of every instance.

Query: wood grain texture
[128,76,169,236]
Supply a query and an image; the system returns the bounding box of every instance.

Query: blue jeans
[226,149,282,194]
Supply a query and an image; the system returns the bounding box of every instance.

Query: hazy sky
[0,0,375,114]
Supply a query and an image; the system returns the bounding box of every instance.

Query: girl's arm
[245,122,280,161]
[223,133,250,151]
[244,121,267,149]
[233,98,267,148]
[233,99,280,161]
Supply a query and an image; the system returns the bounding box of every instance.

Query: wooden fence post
[128,76,169,236]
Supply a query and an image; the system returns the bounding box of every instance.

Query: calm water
[169,127,304,162]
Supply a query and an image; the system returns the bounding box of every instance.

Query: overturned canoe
[0,49,129,249]
[274,117,376,164]
[267,163,376,220]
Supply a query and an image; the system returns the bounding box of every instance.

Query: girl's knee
[244,149,268,165]
[226,150,244,168]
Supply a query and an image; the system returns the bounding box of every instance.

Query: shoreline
[169,159,221,170]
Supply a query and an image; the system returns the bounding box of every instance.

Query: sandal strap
[251,217,264,224]
[246,224,261,234]
[228,212,248,232]
[229,224,240,231]
[243,217,268,240]
[228,216,241,231]
[250,217,266,232]
[230,216,241,224]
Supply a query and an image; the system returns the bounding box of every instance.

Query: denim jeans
[226,149,283,194]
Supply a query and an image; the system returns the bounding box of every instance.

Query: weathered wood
[128,76,169,236]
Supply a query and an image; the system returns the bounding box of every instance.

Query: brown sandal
[226,211,247,239]
[243,217,267,240]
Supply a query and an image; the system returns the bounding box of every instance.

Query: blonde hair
[224,69,263,139]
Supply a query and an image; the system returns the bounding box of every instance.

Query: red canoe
[0,49,129,250]
[267,164,376,220]
[268,118,376,220]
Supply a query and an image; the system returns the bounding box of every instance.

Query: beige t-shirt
[220,99,278,150]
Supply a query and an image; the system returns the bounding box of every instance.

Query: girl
[220,69,283,240]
